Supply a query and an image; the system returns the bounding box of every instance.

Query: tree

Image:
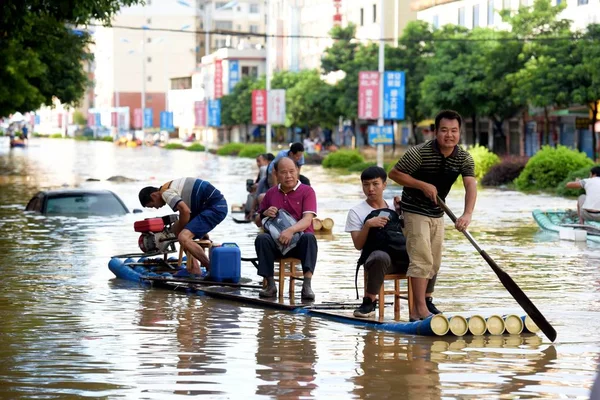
[286,70,338,130]
[0,0,142,118]
[571,24,600,161]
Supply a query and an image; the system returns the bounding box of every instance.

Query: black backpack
[354,208,409,299]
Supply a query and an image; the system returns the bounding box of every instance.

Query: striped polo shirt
[394,140,475,218]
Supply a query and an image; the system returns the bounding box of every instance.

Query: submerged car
[25,189,141,216]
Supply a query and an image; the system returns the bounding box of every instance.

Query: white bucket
[559,227,587,242]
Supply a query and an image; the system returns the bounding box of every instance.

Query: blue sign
[94,113,102,126]
[34,115,40,125]
[383,71,406,120]
[208,100,221,127]
[143,108,153,128]
[368,125,394,145]
[160,111,174,131]
[229,60,240,92]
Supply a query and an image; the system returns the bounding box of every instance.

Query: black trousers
[254,233,318,277]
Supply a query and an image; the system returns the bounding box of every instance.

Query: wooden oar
[437,196,557,342]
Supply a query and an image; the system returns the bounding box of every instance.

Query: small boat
[108,255,540,338]
[532,209,600,243]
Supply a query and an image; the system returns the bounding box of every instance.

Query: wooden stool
[264,258,303,299]
[364,273,413,319]
[178,239,213,268]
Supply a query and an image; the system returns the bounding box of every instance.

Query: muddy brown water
[0,138,598,399]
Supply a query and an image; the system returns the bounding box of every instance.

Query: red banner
[194,101,206,127]
[57,114,63,128]
[134,108,143,129]
[111,112,118,127]
[214,59,223,99]
[358,71,380,120]
[252,90,267,125]
[87,113,95,127]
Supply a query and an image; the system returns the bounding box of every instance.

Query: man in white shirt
[565,166,600,224]
[345,166,407,318]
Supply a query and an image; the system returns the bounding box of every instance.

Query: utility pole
[141,27,147,140]
[205,1,210,56]
[265,0,272,154]
[394,0,399,47]
[377,0,385,168]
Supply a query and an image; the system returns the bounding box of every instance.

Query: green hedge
[164,143,186,150]
[216,142,245,156]
[238,144,266,158]
[515,145,594,191]
[186,143,206,152]
[322,150,364,169]
[469,145,501,181]
[555,165,599,197]
[347,161,393,173]
[49,133,63,138]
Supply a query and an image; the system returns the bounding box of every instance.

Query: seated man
[245,153,273,219]
[139,177,228,274]
[256,142,306,198]
[565,166,600,224]
[254,157,318,299]
[345,166,408,318]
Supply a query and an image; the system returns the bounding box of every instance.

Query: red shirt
[259,181,317,233]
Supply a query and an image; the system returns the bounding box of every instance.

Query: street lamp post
[377,0,385,168]
[265,0,272,154]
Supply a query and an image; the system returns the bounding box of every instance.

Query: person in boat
[345,166,408,318]
[565,166,600,224]
[244,153,274,220]
[138,178,228,275]
[254,157,317,299]
[389,109,477,321]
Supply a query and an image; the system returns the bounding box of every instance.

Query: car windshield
[45,193,128,216]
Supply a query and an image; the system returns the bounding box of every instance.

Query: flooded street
[0,138,598,399]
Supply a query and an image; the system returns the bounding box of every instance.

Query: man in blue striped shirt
[139,177,228,274]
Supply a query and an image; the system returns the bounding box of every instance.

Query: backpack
[354,208,409,299]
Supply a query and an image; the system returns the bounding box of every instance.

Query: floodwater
[0,138,598,399]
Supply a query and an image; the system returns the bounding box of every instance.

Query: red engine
[134,214,178,254]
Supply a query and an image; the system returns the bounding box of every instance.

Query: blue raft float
[108,256,540,338]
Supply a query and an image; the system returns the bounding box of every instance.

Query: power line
[86,23,595,42]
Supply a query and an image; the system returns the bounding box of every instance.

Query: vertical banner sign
[94,113,102,126]
[30,114,35,126]
[268,89,286,124]
[134,108,143,129]
[111,112,118,127]
[208,100,221,127]
[383,71,406,120]
[143,108,153,128]
[35,115,41,125]
[57,114,63,128]
[194,101,203,126]
[229,60,240,93]
[87,114,95,127]
[214,59,223,99]
[358,71,380,120]
[252,90,267,125]
[160,111,174,131]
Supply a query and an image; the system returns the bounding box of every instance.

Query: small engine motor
[134,214,179,254]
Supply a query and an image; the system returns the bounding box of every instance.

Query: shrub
[514,145,594,191]
[216,142,245,156]
[481,159,527,187]
[164,143,185,150]
[468,145,501,181]
[99,136,113,142]
[238,144,266,158]
[49,133,63,138]
[322,150,364,169]
[555,165,599,197]
[185,143,206,152]
[347,161,393,173]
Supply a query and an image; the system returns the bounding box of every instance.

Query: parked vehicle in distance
[25,189,141,216]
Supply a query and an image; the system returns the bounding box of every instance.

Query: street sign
[368,125,394,145]
[383,71,405,120]
[268,89,286,124]
[160,111,174,131]
[134,108,143,129]
[194,101,206,127]
[358,71,380,120]
[208,99,221,127]
[94,113,102,126]
[143,108,153,128]
[229,60,240,92]
[214,59,223,99]
[252,90,267,125]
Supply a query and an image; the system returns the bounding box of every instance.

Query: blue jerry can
[209,243,241,283]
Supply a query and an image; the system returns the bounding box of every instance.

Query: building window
[147,56,152,63]
[473,4,480,27]
[578,0,588,4]
[458,7,466,26]
[360,8,364,26]
[503,0,511,8]
[250,3,259,13]
[433,15,439,29]
[241,66,258,78]
[146,18,151,24]
[147,76,152,82]
[249,25,259,33]
[519,0,528,6]
[216,2,228,8]
[147,37,152,43]
[215,21,233,30]
[487,0,494,25]
[373,4,377,23]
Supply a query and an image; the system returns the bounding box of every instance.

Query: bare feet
[186,258,202,275]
